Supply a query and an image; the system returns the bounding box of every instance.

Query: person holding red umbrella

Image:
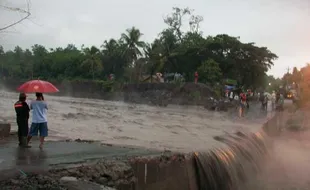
[17,79,59,148]
[27,92,48,149]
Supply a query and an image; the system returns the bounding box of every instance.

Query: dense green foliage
[0,7,278,89]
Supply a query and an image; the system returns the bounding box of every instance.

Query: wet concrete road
[0,140,160,179]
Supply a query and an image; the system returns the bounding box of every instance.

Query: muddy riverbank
[0,158,136,190]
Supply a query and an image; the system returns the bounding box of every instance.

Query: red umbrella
[17,80,59,93]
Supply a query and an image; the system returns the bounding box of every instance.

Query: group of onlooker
[259,91,284,111]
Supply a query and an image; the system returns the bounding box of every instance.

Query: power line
[0,0,31,31]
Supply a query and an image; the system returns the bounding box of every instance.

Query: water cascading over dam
[130,113,284,190]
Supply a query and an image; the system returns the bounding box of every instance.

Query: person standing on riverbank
[27,92,48,149]
[276,93,284,111]
[14,93,31,148]
[275,93,285,133]
[261,94,268,111]
[271,91,276,110]
[239,92,247,117]
[194,71,198,84]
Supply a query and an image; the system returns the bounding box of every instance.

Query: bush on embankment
[123,82,218,106]
[0,79,219,106]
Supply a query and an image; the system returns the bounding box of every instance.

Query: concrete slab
[0,140,160,179]
[0,123,10,138]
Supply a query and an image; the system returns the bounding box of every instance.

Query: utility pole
[286,67,290,91]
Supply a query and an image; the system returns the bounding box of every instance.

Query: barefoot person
[27,92,48,149]
[14,93,31,148]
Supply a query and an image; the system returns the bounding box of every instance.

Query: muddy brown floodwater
[244,130,310,190]
[0,90,269,152]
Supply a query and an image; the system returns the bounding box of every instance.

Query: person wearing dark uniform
[14,93,31,148]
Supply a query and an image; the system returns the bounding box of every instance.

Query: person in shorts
[27,92,48,149]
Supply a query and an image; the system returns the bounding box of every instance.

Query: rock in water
[100,185,117,190]
[60,176,78,182]
[286,111,305,131]
[61,178,116,190]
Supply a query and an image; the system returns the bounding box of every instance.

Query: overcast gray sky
[1,0,309,77]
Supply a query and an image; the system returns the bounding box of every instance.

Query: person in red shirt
[194,71,198,84]
[239,92,247,117]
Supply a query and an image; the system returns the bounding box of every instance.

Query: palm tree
[121,27,145,66]
[81,46,102,80]
[144,42,164,82]
[101,39,118,56]
[0,46,4,77]
[101,39,119,76]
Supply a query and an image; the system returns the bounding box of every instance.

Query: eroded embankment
[0,80,219,106]
[0,110,285,190]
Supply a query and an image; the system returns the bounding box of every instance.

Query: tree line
[0,7,278,89]
[282,66,310,86]
[264,65,310,93]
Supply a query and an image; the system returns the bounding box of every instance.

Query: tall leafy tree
[292,67,301,83]
[101,39,127,78]
[81,46,102,80]
[121,27,145,65]
[197,59,222,84]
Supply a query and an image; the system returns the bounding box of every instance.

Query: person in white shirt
[27,93,48,149]
[229,91,234,101]
[271,91,276,110]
